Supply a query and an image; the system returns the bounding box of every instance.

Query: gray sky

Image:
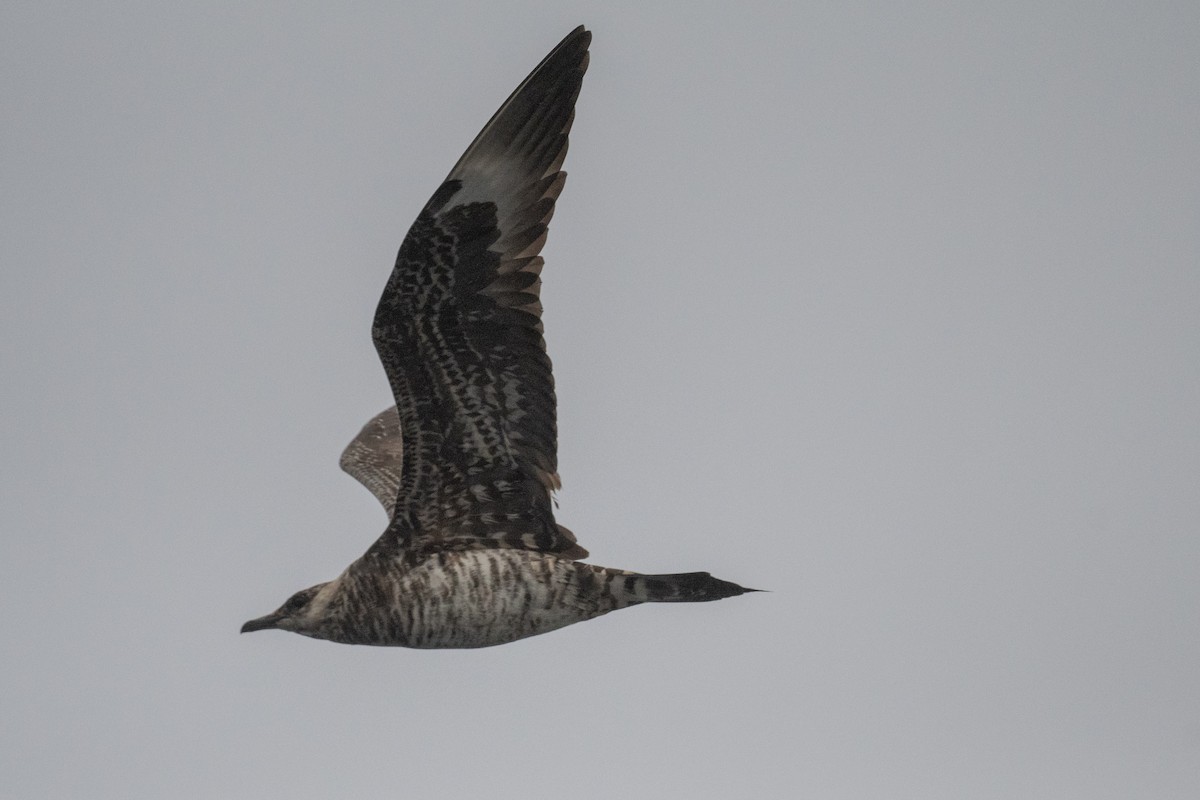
[3,2,1198,798]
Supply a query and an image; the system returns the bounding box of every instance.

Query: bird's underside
[242,26,756,649]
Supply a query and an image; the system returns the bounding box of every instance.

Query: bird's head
[241,582,331,635]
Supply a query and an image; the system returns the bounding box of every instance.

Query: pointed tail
[630,571,760,603]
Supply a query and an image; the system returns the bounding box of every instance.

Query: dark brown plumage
[242,26,756,649]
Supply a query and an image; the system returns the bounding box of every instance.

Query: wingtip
[556,25,592,67]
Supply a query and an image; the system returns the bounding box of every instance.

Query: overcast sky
[2,2,1198,798]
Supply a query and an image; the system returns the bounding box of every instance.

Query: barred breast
[316,549,634,649]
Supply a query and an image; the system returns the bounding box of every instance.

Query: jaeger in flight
[241,26,756,649]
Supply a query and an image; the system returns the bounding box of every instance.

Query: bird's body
[270,547,744,649]
[242,26,756,649]
[277,549,624,649]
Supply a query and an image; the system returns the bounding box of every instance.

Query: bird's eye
[284,594,307,612]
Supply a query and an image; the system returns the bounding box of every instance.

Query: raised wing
[368,27,590,558]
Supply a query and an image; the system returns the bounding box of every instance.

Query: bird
[241,26,757,649]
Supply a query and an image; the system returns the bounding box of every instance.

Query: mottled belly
[321,549,627,649]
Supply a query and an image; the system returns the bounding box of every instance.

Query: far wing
[339,407,404,517]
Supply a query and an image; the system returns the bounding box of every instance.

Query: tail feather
[633,571,759,603]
